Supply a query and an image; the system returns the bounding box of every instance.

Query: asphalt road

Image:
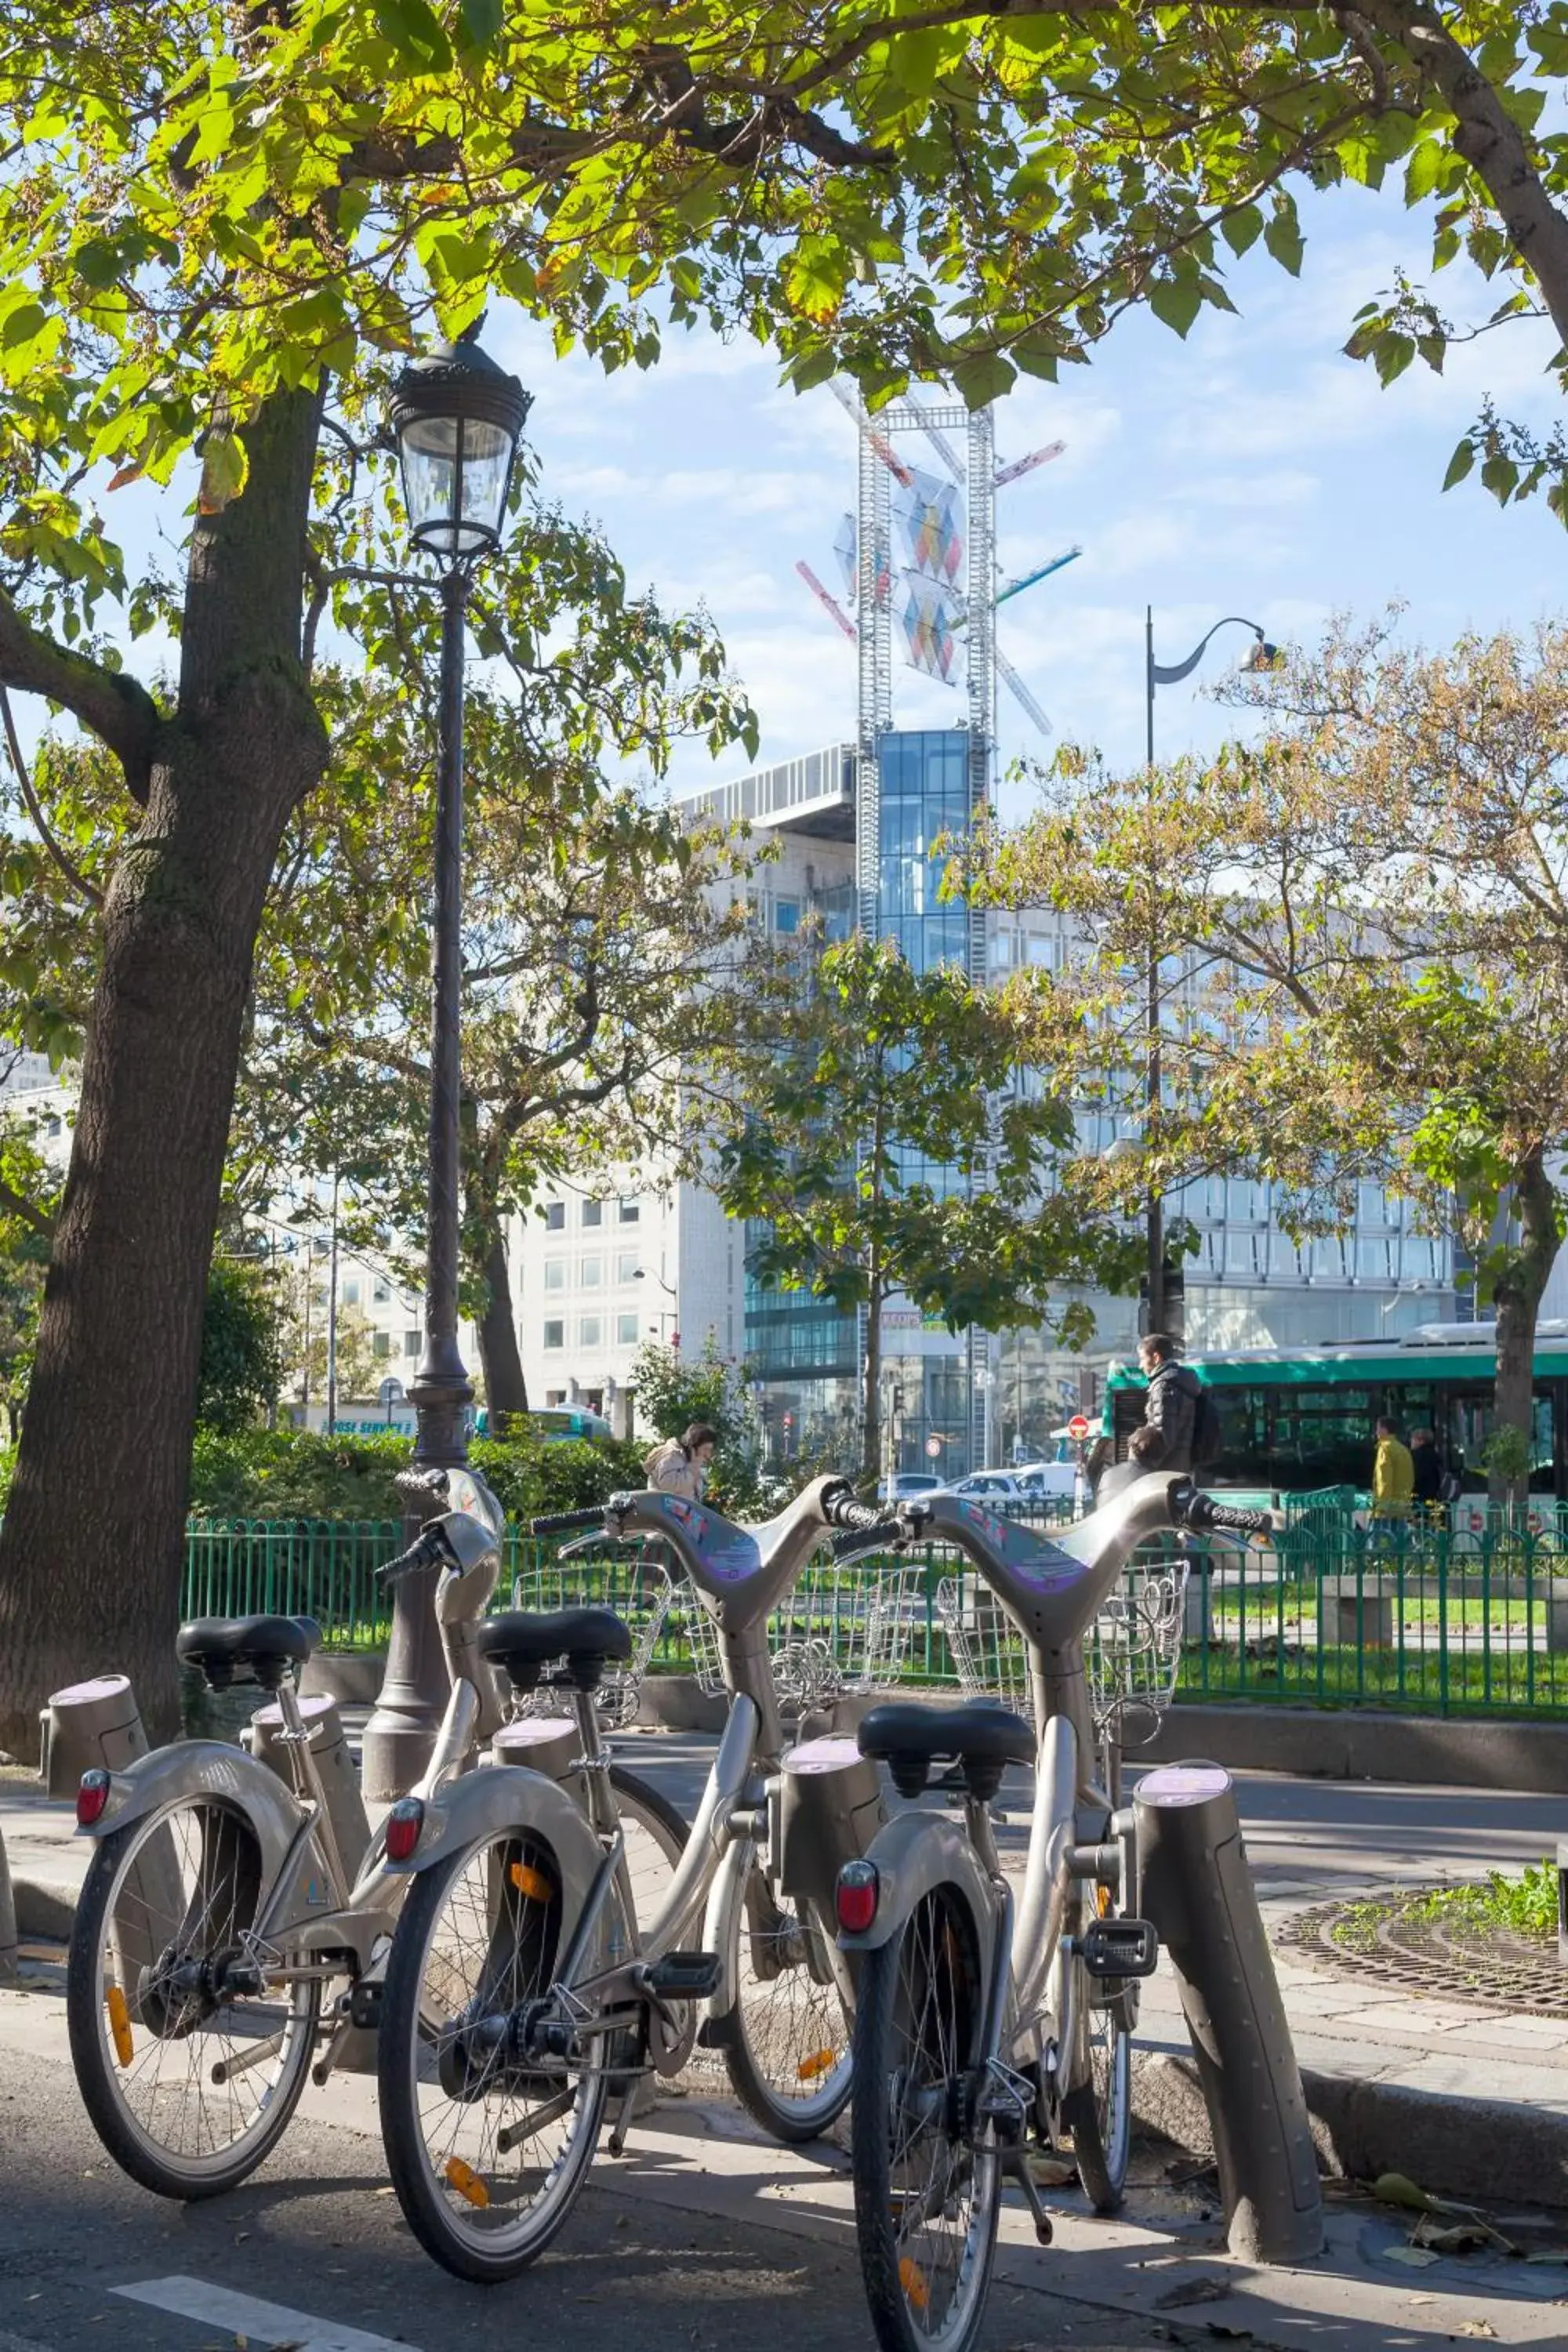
[0,2046,1189,2352]
[611,1730,1566,1890]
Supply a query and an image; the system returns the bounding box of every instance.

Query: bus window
[1266,1387,1374,1489]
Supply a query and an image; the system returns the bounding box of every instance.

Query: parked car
[879,1471,945,1502]
[1011,1460,1082,1501]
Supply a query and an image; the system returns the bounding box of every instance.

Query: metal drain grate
[1277,1893,1568,2020]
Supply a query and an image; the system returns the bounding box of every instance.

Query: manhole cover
[1278,1890,1568,2019]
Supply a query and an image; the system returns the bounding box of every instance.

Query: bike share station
[22,1468,1360,2345]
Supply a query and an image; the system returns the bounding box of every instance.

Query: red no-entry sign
[1068,1414,1091,1442]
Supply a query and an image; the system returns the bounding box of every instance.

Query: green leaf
[1404,138,1446,203]
[1220,205,1263,258]
[1442,438,1475,491]
[1149,274,1203,338]
[459,0,503,44]
[1263,202,1305,278]
[1,302,48,352]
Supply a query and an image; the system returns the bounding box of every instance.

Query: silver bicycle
[64,1468,685,2199]
[834,1475,1273,2352]
[374,1475,892,2282]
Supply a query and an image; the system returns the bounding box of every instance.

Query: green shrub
[185,1425,648,1523]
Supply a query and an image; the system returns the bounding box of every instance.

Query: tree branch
[0,1174,55,1243]
[0,682,103,909]
[1349,0,1568,350]
[0,590,158,804]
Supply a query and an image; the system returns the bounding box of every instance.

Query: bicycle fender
[383,1764,604,1914]
[73,1740,306,1890]
[834,1807,1000,1975]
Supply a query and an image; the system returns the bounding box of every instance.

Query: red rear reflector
[384,1798,425,1864]
[77,1769,111,1827]
[836,1860,879,1934]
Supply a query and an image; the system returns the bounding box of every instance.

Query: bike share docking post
[1134,1762,1323,2263]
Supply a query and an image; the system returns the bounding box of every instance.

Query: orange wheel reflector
[898,2256,930,2311]
[1097,1885,1112,1917]
[106,1985,133,2067]
[445,2157,490,2209]
[795,2048,837,2082]
[510,1862,554,1902]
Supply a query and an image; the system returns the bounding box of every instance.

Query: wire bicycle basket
[685,1556,926,1712]
[506,1537,675,1733]
[936,1554,1189,1748]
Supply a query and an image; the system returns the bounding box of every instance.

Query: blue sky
[481,181,1568,824]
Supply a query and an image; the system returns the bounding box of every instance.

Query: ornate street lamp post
[1138,609,1278,1341]
[360,331,531,1802]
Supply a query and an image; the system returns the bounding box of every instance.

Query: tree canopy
[716,931,1140,1482]
[968,615,1568,1496]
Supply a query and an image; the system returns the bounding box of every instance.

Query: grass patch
[1410,1859,1559,1942]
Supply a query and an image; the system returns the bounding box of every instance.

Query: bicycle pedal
[1080,1918,1159,1979]
[644,1950,723,2000]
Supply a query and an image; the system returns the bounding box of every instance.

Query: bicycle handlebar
[376,1529,448,1584]
[822,1488,895,1535]
[1179,1491,1275,1537]
[528,1505,609,1537]
[830,1517,904,1561]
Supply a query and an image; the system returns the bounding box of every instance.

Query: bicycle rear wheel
[713,1846,853,2142]
[851,1885,1000,2352]
[67,1798,319,2199]
[377,1825,615,2282]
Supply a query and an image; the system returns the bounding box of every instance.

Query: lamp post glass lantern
[361,329,530,1802]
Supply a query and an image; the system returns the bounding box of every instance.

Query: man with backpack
[1133,1332,1221,1474]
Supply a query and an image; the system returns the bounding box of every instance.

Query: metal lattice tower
[855,408,893,939]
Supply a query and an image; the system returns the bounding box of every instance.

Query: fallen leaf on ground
[1411,2216,1510,2256]
[1457,2324,1498,2341]
[1381,2246,1440,2268]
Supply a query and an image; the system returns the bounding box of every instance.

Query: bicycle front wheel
[67,1798,320,2199]
[851,1885,1000,2352]
[713,1846,854,2142]
[377,1824,615,2283]
[1061,1965,1132,2214]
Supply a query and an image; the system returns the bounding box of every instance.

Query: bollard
[250,1693,372,1883]
[38,1673,149,1798]
[1134,1760,1323,2264]
[0,1827,16,1983]
[40,1674,182,1995]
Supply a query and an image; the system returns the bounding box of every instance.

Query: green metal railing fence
[180,1494,1568,1721]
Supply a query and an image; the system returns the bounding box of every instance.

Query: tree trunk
[0,389,327,1758]
[1489,1147,1563,1511]
[474,1221,528,1432]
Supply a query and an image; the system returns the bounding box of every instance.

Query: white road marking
[111,2276,419,2352]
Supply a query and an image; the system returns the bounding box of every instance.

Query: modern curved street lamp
[360,329,531,1802]
[1137,607,1280,1340]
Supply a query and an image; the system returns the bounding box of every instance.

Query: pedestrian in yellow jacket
[1371,1417,1414,1523]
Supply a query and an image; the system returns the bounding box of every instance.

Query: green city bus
[1102,1323,1568,1501]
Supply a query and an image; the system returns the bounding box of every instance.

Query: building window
[372,1331,391,1359]
[405,1330,420,1356]
[544,1201,566,1231]
[343,1278,361,1306]
[579,1256,603,1289]
[619,1197,641,1224]
[545,1389,567,1407]
[543,1259,567,1292]
[616,1312,639,1345]
[774,898,800,934]
[579,1315,602,1348]
[616,1250,641,1284]
[582,1199,604,1227]
[374,1279,390,1304]
[543,1319,565,1350]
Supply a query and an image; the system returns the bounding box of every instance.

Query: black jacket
[1412,1444,1443,1504]
[1141,1361,1199,1473]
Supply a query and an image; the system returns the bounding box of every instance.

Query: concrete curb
[1143,1701,1568,1791]
[1134,2047,1568,2212]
